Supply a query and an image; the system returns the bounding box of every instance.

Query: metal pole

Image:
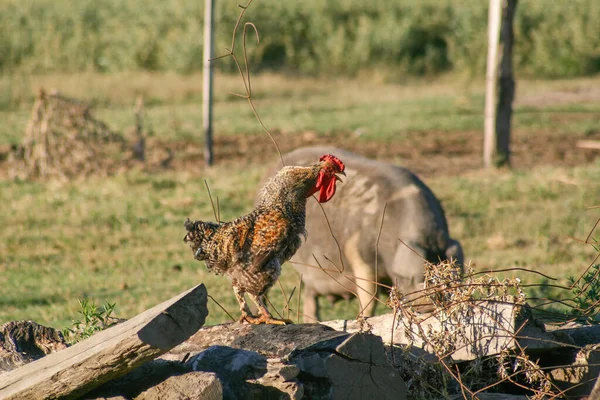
[203,0,215,166]
[483,0,502,168]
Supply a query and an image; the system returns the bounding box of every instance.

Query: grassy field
[1,71,600,330]
[2,71,600,145]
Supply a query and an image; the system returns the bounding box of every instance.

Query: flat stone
[322,301,556,362]
[184,323,349,359]
[326,354,406,400]
[335,333,389,366]
[136,371,222,400]
[189,346,267,381]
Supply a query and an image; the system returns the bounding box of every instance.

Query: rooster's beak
[335,171,346,182]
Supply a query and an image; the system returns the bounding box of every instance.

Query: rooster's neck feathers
[256,164,322,209]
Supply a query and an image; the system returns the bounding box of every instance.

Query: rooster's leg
[233,286,255,323]
[245,293,293,325]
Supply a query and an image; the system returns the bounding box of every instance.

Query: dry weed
[387,260,565,399]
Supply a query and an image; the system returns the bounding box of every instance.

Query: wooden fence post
[495,0,518,167]
[203,0,215,166]
[483,0,502,168]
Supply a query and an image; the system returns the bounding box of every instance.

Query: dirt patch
[143,128,600,178]
[2,128,599,179]
[517,86,600,108]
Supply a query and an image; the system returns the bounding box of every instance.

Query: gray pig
[260,146,464,321]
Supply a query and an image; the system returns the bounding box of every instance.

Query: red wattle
[309,170,338,202]
[318,175,337,203]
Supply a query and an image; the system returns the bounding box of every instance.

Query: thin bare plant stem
[204,179,219,223]
[210,0,284,166]
[277,280,288,317]
[570,249,600,289]
[361,202,387,317]
[208,294,236,322]
[312,255,364,311]
[468,267,558,281]
[315,200,346,273]
[397,237,427,263]
[390,278,399,367]
[321,255,387,308]
[585,216,600,243]
[264,295,284,320]
[286,286,296,320]
[297,274,303,323]
[290,261,393,289]
[210,0,253,63]
[454,363,471,400]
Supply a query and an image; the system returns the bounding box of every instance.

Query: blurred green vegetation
[1,0,599,78]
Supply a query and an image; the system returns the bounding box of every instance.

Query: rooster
[184,154,345,325]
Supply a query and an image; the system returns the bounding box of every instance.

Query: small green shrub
[62,299,117,344]
[569,262,600,322]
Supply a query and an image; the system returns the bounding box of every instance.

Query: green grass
[0,167,265,328]
[1,72,600,329]
[1,72,600,146]
[437,166,600,274]
[1,161,599,328]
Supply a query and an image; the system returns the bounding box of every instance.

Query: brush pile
[9,89,125,180]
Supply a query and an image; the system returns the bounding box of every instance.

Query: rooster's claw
[241,314,293,325]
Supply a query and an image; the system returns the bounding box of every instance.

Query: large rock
[182,322,349,358]
[9,286,600,399]
[87,359,222,400]
[183,323,406,399]
[291,333,405,400]
[260,146,464,321]
[188,346,302,399]
[92,323,406,400]
[0,321,68,373]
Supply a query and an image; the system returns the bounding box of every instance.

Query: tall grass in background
[1,0,599,78]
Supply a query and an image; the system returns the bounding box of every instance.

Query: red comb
[319,154,345,172]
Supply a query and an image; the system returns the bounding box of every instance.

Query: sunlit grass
[1,72,599,147]
[2,160,599,328]
[0,166,265,327]
[1,72,599,328]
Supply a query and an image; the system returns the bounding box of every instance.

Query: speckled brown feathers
[183,155,345,324]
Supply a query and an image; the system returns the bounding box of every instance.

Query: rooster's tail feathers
[183,218,206,243]
[184,218,197,233]
[183,218,220,246]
